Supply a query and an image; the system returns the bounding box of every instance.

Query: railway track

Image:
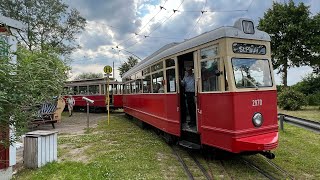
[240,156,294,180]
[171,146,213,180]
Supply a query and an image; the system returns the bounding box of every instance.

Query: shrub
[278,88,307,110]
[306,92,320,106]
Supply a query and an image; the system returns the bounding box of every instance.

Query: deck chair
[32,102,58,128]
[53,97,65,122]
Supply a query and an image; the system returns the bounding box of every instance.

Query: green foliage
[118,56,139,77]
[74,72,103,80]
[292,74,320,105]
[278,88,307,110]
[306,92,320,106]
[276,85,284,93]
[0,46,68,144]
[0,0,86,55]
[292,74,320,95]
[258,0,320,86]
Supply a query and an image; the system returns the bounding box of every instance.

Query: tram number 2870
[252,99,262,106]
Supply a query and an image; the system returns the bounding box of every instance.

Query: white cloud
[64,0,318,84]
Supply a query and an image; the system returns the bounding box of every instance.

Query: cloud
[63,0,318,83]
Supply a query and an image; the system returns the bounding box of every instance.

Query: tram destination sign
[232,43,266,55]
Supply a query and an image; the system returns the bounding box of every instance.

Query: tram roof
[122,18,270,79]
[65,77,122,86]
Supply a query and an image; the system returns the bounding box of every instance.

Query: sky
[64,0,320,85]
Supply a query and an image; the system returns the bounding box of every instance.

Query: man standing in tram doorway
[67,95,75,117]
[182,66,196,127]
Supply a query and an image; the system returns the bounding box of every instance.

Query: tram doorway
[178,52,198,133]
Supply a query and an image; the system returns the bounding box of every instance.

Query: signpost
[103,65,112,125]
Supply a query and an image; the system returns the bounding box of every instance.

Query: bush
[278,88,307,110]
[276,85,285,93]
[307,92,320,106]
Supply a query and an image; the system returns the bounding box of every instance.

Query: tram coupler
[260,151,275,159]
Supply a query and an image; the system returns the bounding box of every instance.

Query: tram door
[177,51,198,132]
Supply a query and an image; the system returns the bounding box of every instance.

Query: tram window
[101,85,105,95]
[232,58,272,88]
[142,67,150,75]
[112,85,117,95]
[151,62,163,72]
[166,68,176,92]
[109,85,113,95]
[201,58,219,92]
[143,75,151,93]
[135,79,142,93]
[200,45,218,59]
[152,71,164,93]
[89,85,99,95]
[224,66,229,91]
[63,87,68,95]
[130,81,136,94]
[166,58,175,68]
[72,86,78,95]
[79,86,88,95]
[126,83,130,94]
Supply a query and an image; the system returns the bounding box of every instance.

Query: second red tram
[63,78,123,111]
[122,18,278,157]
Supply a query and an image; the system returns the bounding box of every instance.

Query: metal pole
[280,115,284,131]
[107,75,110,125]
[113,61,115,78]
[87,102,89,129]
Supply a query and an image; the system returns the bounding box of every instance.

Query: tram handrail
[277,113,320,133]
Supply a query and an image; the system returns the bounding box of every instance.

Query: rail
[278,113,320,133]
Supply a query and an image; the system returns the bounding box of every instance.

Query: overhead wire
[184,0,207,39]
[115,0,169,48]
[80,0,256,67]
[121,0,185,51]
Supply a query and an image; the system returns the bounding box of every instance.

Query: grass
[13,114,186,180]
[14,113,320,179]
[278,106,320,122]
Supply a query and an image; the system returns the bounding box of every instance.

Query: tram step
[178,140,201,150]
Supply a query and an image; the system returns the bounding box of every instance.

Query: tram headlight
[252,112,263,127]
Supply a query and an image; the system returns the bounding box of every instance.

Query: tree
[118,56,139,77]
[258,0,320,86]
[292,74,320,95]
[0,46,68,143]
[74,72,103,80]
[0,0,86,55]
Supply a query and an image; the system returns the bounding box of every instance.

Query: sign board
[103,65,112,74]
[232,43,266,55]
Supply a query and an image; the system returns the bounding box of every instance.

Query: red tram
[122,18,278,158]
[63,78,123,111]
